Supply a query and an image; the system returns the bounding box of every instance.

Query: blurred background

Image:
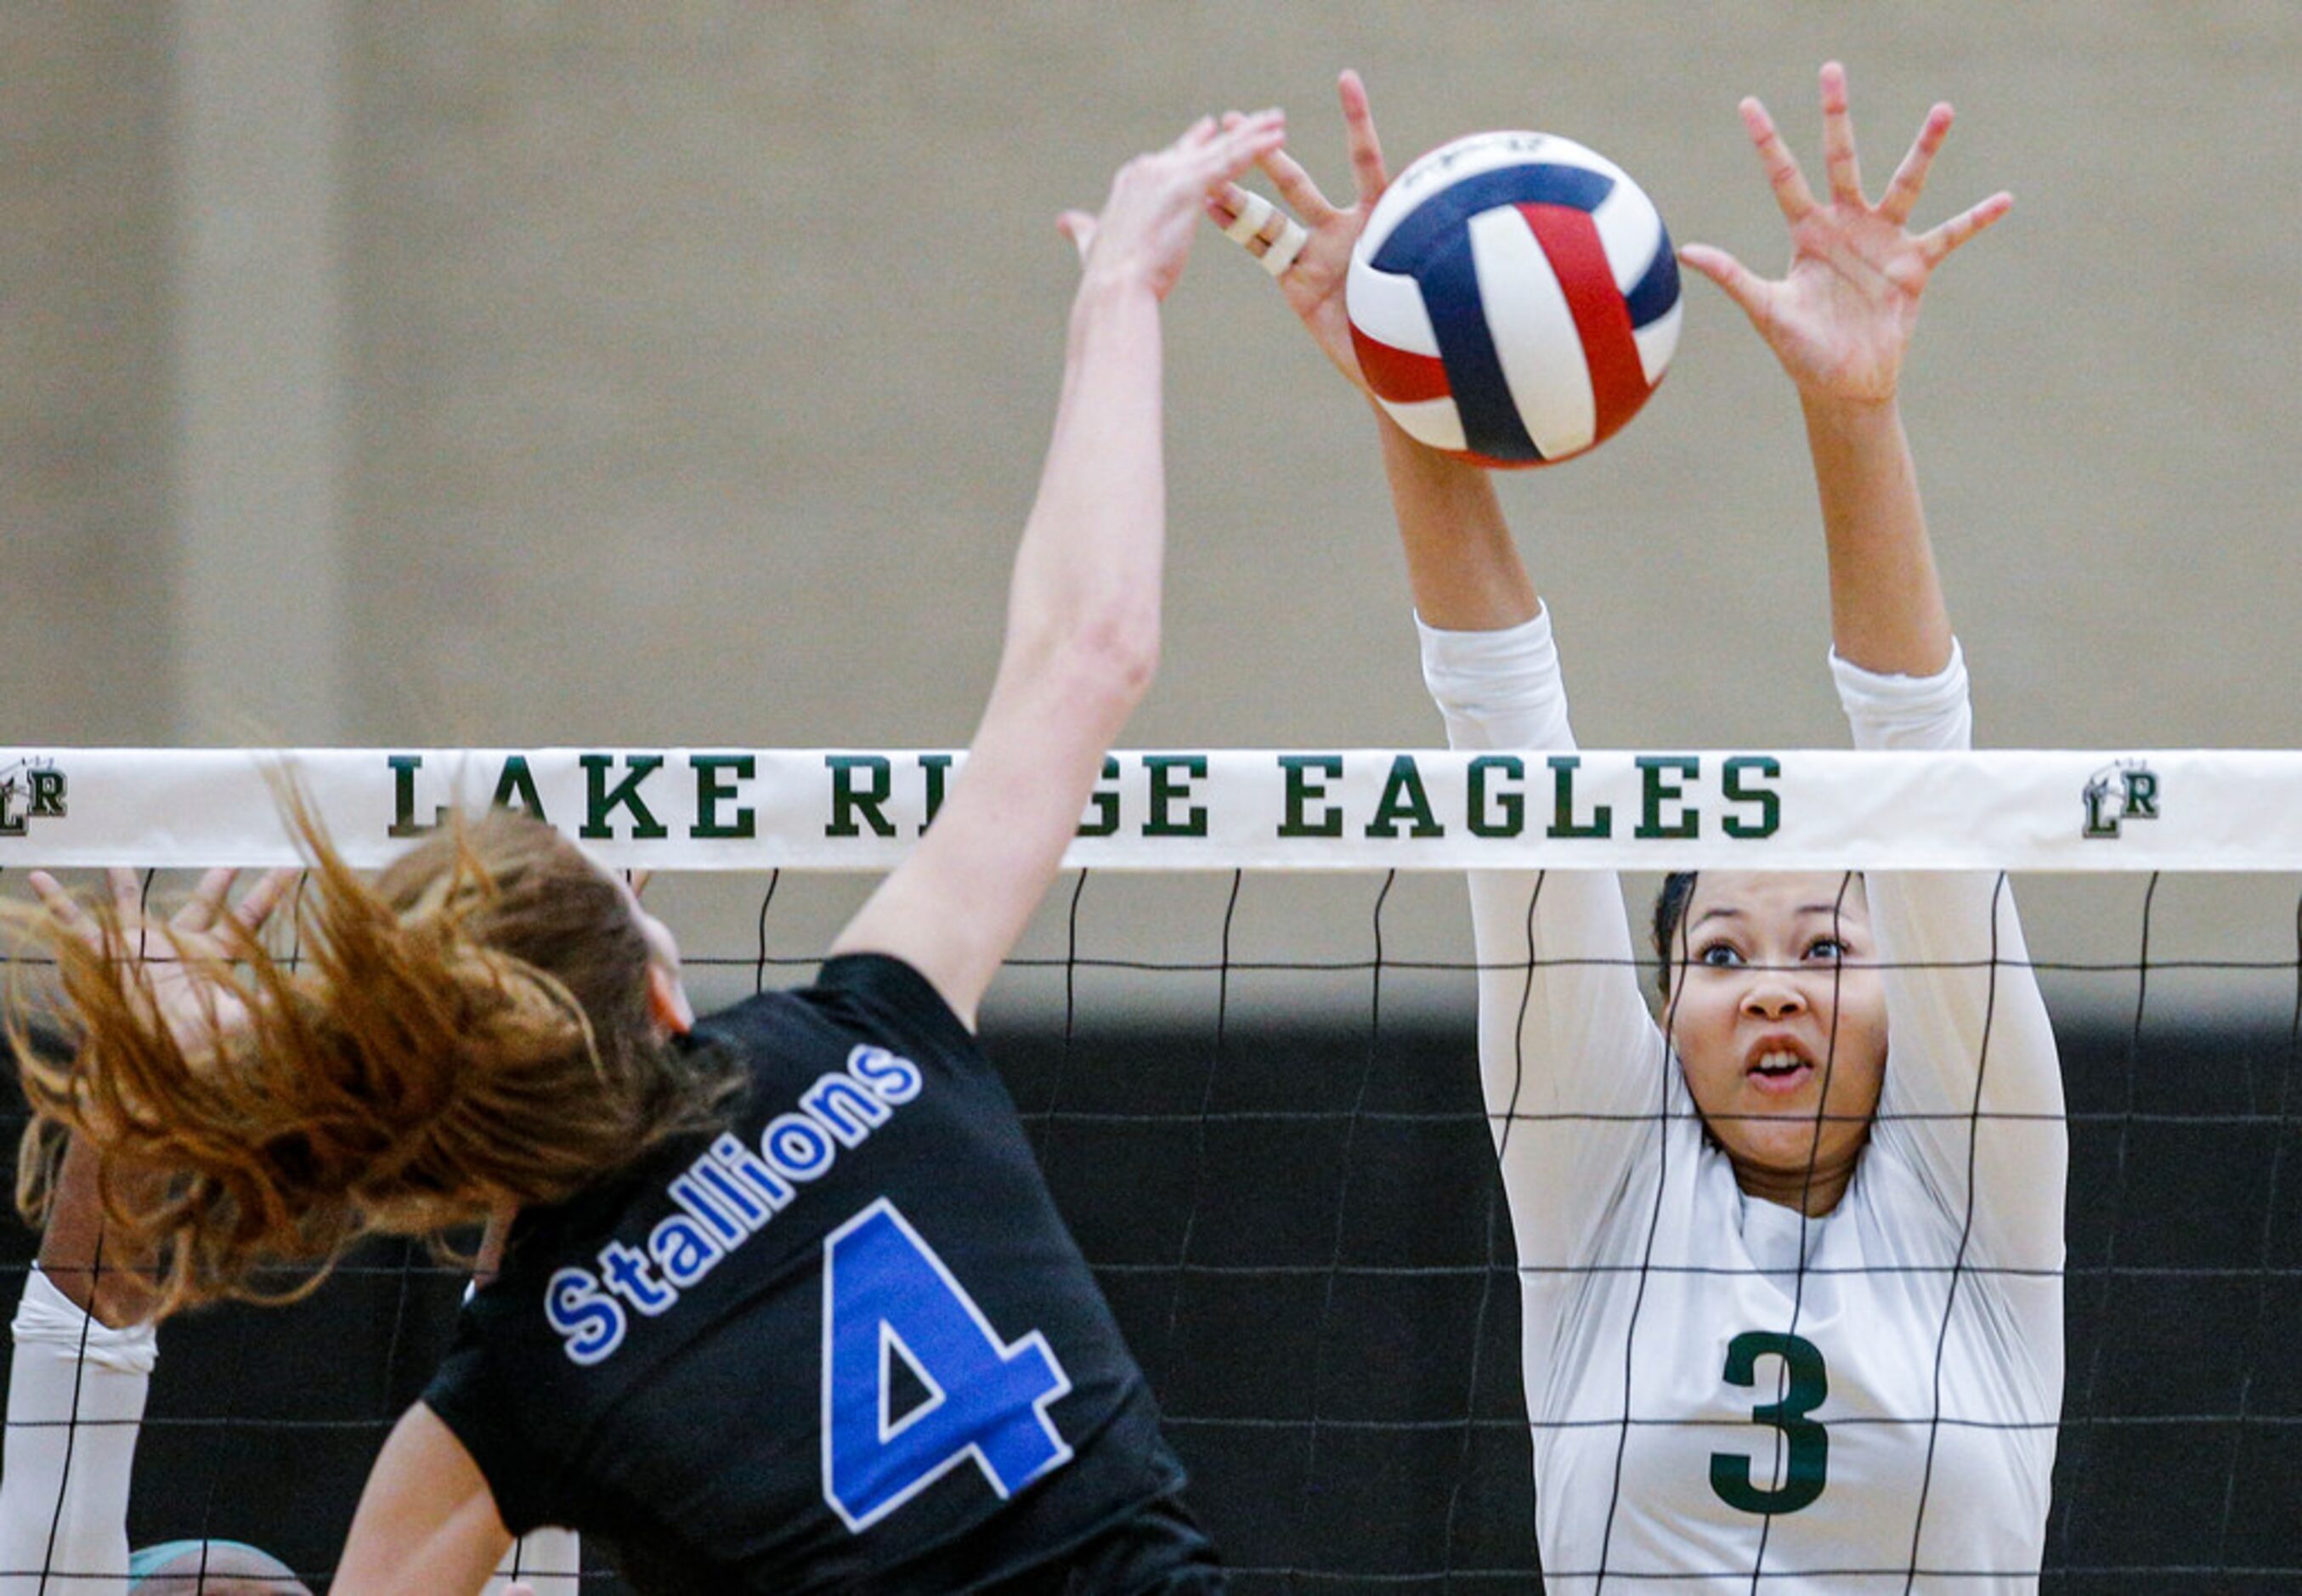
[12,3,2296,750]
[8,1,2298,1010]
[5,4,2299,1588]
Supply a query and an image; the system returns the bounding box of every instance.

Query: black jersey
[423,954,1191,1592]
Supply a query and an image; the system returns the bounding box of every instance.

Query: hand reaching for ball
[1221,84,1685,465]
[1058,111,1287,301]
[1206,72,1392,400]
[1677,61,2012,409]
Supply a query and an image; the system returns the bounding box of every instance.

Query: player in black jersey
[9,110,1286,1593]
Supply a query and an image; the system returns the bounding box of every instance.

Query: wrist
[1799,388,1903,434]
[1064,274,1163,370]
[1372,403,1464,473]
[1066,275,1162,363]
[1070,269,1163,319]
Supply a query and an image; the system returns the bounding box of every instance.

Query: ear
[647,962,695,1036]
[474,1198,518,1286]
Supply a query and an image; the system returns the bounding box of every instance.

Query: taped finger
[1221,190,1275,245]
[1260,217,1309,277]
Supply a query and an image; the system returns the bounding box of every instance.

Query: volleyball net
[1,747,2298,1590]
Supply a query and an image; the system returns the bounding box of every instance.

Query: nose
[1740,976,1808,1022]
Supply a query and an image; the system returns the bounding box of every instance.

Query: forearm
[834,113,1304,1022]
[830,274,1171,1024]
[1377,408,1536,631]
[1836,648,2063,1264]
[0,1268,156,1594]
[996,276,1167,706]
[38,1137,162,1330]
[1803,393,1953,677]
[0,1117,156,1592]
[1418,614,1667,1273]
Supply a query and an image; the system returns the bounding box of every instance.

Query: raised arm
[0,1135,156,1596]
[1213,72,1532,631]
[829,112,1287,1031]
[1678,60,2008,676]
[1214,76,1667,1275]
[1684,65,2060,1270]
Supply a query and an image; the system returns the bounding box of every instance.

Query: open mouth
[1745,1049,1817,1095]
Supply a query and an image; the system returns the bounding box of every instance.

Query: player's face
[1663,871,1887,1212]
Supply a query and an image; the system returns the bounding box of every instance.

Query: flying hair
[4,798,740,1318]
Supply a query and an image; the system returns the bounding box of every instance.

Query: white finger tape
[1222,191,1275,244]
[1260,218,1309,277]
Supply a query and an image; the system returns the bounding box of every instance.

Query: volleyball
[1349,129,1683,467]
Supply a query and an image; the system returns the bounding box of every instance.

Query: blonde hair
[8,805,739,1317]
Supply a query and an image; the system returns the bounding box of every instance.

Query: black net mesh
[0,864,2297,1591]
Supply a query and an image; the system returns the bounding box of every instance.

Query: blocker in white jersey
[1422,616,2062,1592]
[1226,59,2040,1590]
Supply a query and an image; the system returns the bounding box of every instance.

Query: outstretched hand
[1678,61,2011,407]
[27,865,298,1054]
[1057,110,1287,301]
[1205,70,1391,398]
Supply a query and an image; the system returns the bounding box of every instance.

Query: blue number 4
[821,1198,1076,1532]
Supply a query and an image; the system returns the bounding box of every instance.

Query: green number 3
[1708,1330,1829,1514]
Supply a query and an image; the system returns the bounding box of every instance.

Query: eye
[1698,941,1744,968]
[1806,937,1847,961]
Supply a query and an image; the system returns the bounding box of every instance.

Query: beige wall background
[7,3,2298,1014]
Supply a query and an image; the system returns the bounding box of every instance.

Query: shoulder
[699,953,981,1069]
[419,1318,552,1535]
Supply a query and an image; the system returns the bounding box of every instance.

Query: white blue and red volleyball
[1348,130,1682,467]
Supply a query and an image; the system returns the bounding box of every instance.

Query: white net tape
[2,746,2293,872]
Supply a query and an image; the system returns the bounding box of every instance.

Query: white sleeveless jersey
[1419,614,2066,1593]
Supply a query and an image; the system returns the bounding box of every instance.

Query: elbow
[1036,603,1161,723]
[1085,605,1161,704]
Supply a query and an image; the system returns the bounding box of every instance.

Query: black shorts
[991,1496,1225,1594]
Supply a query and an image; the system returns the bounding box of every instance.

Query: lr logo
[0,759,68,838]
[2082,760,2159,840]
[0,761,68,837]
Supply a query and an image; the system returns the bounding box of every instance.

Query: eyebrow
[1688,903,1860,930]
